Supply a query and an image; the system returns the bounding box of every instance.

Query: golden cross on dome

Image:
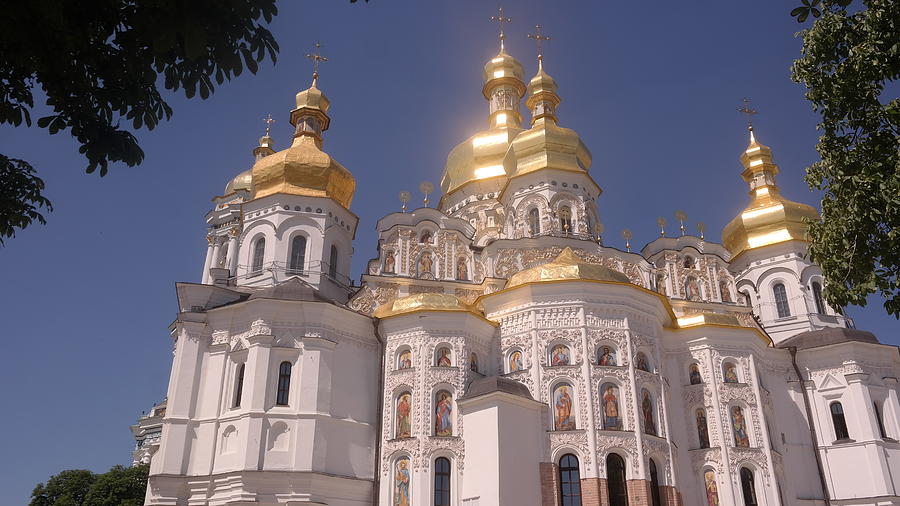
[527,24,551,63]
[262,114,274,136]
[490,6,512,51]
[305,42,328,86]
[737,97,758,131]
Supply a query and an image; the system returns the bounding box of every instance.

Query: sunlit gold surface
[224,169,254,195]
[507,247,630,288]
[374,293,485,319]
[722,133,818,259]
[441,127,524,194]
[251,135,355,209]
[677,312,742,328]
[503,118,593,179]
[481,50,525,99]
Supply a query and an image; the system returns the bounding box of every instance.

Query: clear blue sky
[1,1,896,503]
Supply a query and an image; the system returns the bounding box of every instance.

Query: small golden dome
[722,131,819,259]
[482,50,526,98]
[224,169,253,195]
[294,84,330,117]
[440,127,524,194]
[251,135,355,209]
[373,292,483,319]
[506,247,630,288]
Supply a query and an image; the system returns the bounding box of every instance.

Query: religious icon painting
[508,350,523,373]
[597,346,617,366]
[689,363,703,385]
[601,383,622,430]
[395,393,412,439]
[696,408,710,448]
[434,391,453,436]
[394,457,411,506]
[642,389,657,436]
[469,352,478,373]
[553,384,576,431]
[704,470,719,506]
[635,352,650,372]
[731,406,750,447]
[383,250,396,273]
[685,276,701,301]
[550,345,570,366]
[723,362,739,383]
[436,347,452,367]
[397,350,412,370]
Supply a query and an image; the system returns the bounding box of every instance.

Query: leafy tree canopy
[30,465,149,506]
[0,0,279,243]
[791,0,900,316]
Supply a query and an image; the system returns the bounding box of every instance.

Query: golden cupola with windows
[722,128,819,259]
[250,73,356,210]
[438,44,527,201]
[502,55,594,188]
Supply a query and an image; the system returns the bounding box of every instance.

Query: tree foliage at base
[791,0,900,316]
[0,0,279,244]
[30,465,148,506]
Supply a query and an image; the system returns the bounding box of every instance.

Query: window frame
[232,363,245,408]
[288,234,307,274]
[250,237,266,276]
[433,456,451,506]
[558,453,582,506]
[830,401,850,441]
[276,361,292,406]
[773,282,791,318]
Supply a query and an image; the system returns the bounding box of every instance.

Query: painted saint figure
[420,231,432,244]
[685,276,700,301]
[397,350,412,370]
[457,258,468,280]
[642,389,657,436]
[418,251,433,276]
[435,391,453,436]
[656,273,667,295]
[395,393,412,438]
[550,345,570,366]
[720,281,732,303]
[598,346,616,366]
[689,363,703,385]
[508,351,523,372]
[732,406,750,447]
[469,352,478,373]
[723,362,739,383]
[436,347,452,367]
[384,250,395,273]
[704,470,719,506]
[601,383,622,430]
[635,352,649,372]
[394,458,411,506]
[554,385,576,431]
[696,408,710,448]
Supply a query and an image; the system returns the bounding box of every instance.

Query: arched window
[469,352,478,373]
[649,458,662,506]
[773,283,790,318]
[558,205,572,233]
[288,235,306,273]
[434,457,451,506]
[831,401,850,440]
[689,363,703,385]
[641,389,657,436]
[875,401,888,439]
[635,352,650,372]
[812,281,826,314]
[606,453,628,506]
[276,361,291,406]
[232,363,245,408]
[696,408,710,448]
[741,290,752,307]
[328,245,338,278]
[558,453,582,506]
[251,237,265,275]
[528,207,540,236]
[740,467,759,506]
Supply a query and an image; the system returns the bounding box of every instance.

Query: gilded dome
[722,132,818,259]
[506,248,630,288]
[503,118,593,179]
[250,135,355,209]
[481,50,526,98]
[224,168,253,195]
[373,293,483,319]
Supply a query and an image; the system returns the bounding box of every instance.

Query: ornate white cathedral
[143,34,900,506]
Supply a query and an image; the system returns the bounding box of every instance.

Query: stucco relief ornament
[595,433,639,474]
[691,448,724,473]
[248,319,272,337]
[549,430,591,466]
[211,330,230,346]
[348,282,400,315]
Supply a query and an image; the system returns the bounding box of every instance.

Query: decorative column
[748,355,781,505]
[202,234,215,283]
[706,347,737,503]
[225,229,239,275]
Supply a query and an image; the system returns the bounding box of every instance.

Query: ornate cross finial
[490,6,512,52]
[306,42,328,86]
[527,24,551,64]
[737,97,758,132]
[262,114,274,137]
[399,190,411,213]
[657,217,667,237]
[419,181,434,208]
[675,210,687,236]
[621,229,633,252]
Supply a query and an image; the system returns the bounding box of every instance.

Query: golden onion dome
[722,130,819,259]
[250,77,355,210]
[224,168,253,195]
[506,247,630,288]
[439,50,527,197]
[373,292,483,319]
